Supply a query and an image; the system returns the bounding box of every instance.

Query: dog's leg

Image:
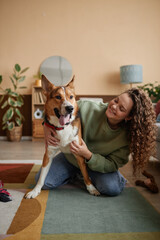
[25,148,58,199]
[75,154,100,196]
[73,121,100,196]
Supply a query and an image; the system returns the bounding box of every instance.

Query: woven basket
[7,124,23,142]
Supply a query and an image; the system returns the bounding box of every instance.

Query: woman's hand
[43,124,60,148]
[70,138,92,160]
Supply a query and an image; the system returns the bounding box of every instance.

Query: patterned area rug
[0,163,160,240]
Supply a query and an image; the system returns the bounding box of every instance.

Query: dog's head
[42,75,78,127]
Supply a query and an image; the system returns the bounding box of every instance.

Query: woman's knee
[96,180,122,196]
[91,171,126,196]
[35,152,78,189]
[103,184,122,196]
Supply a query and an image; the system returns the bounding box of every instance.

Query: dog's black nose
[65,106,74,113]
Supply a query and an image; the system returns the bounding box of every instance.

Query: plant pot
[7,124,23,142]
[35,79,42,87]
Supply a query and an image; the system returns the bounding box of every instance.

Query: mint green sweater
[65,100,129,173]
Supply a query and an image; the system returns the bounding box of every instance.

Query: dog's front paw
[86,184,100,196]
[25,188,41,199]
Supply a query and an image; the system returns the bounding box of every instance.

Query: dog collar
[43,115,71,131]
[44,122,64,131]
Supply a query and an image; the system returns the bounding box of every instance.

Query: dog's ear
[41,75,56,94]
[66,75,75,89]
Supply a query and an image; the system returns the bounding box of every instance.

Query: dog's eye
[56,95,61,100]
[70,95,73,99]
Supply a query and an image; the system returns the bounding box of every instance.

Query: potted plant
[138,81,160,103]
[33,71,42,87]
[0,64,29,141]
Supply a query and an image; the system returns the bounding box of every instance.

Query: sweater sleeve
[86,146,129,173]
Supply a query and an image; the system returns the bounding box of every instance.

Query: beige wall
[0,0,160,95]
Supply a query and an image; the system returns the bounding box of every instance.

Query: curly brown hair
[125,88,157,175]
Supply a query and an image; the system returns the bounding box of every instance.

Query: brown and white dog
[25,75,100,199]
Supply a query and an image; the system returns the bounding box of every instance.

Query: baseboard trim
[0,136,32,141]
[0,159,42,164]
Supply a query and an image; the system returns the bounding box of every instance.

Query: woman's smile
[106,93,134,126]
[108,106,116,116]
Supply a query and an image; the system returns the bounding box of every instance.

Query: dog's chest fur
[48,124,79,158]
[57,124,78,148]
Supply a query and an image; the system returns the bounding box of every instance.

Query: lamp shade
[120,65,143,84]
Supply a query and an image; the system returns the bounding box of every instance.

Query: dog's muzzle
[54,102,74,126]
[65,105,74,114]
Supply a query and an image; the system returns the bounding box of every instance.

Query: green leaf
[17,100,23,107]
[18,76,26,83]
[20,67,29,74]
[15,64,21,72]
[0,95,4,104]
[15,108,22,118]
[16,117,21,126]
[8,122,15,130]
[1,100,8,109]
[6,107,14,120]
[0,75,2,84]
[9,76,17,90]
[10,91,19,97]
[5,88,12,94]
[8,97,17,107]
[2,118,7,125]
[17,95,24,104]
[2,113,7,123]
[2,124,8,130]
[2,108,14,124]
[12,74,18,81]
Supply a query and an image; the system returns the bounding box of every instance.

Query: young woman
[35,88,157,196]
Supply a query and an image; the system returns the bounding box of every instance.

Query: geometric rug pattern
[0,164,160,240]
[0,163,33,183]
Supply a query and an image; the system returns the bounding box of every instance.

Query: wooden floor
[0,140,160,213]
[0,140,45,160]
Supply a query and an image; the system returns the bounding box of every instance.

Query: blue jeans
[35,152,126,196]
